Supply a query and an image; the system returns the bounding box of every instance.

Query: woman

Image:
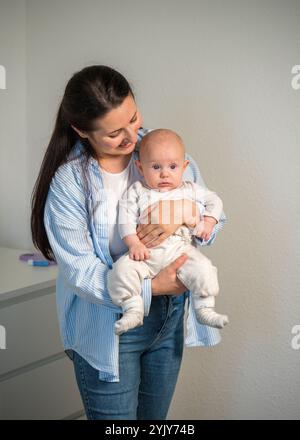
[31,65,225,420]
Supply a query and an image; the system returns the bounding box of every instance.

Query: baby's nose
[160,168,169,177]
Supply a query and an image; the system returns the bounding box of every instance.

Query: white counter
[0,247,58,302]
[0,247,84,420]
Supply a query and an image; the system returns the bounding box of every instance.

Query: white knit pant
[107,227,221,334]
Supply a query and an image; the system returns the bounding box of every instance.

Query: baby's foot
[195,308,229,329]
[115,313,143,336]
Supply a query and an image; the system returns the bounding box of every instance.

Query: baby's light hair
[139,128,185,162]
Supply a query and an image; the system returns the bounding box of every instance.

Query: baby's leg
[177,245,228,329]
[107,255,151,335]
[114,295,144,336]
[194,296,229,329]
[176,245,219,298]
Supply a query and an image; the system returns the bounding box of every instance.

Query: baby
[107,129,229,335]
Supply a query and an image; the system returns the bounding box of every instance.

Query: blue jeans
[67,293,186,420]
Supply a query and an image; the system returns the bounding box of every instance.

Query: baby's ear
[135,159,144,176]
[183,159,190,170]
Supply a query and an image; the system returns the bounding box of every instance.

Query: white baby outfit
[107,180,228,335]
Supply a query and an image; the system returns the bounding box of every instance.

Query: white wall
[1,0,300,419]
[0,0,28,248]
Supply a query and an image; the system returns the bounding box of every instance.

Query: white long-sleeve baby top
[118,180,223,239]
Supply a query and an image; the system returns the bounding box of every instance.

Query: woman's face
[73,94,142,159]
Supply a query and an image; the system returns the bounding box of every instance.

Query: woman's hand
[151,254,188,296]
[137,199,199,248]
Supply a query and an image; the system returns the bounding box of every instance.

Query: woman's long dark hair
[31,65,134,260]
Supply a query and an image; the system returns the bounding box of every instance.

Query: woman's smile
[118,141,134,149]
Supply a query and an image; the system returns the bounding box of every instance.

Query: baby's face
[136,136,189,192]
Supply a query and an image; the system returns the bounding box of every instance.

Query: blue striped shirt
[44,128,226,382]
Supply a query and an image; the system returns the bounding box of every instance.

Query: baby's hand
[129,242,151,261]
[194,216,217,241]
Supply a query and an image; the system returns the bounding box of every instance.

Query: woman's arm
[186,154,226,246]
[44,164,121,311]
[136,198,199,248]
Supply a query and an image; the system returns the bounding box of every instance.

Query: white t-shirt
[100,155,142,259]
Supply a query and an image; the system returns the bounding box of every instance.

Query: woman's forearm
[137,199,200,248]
